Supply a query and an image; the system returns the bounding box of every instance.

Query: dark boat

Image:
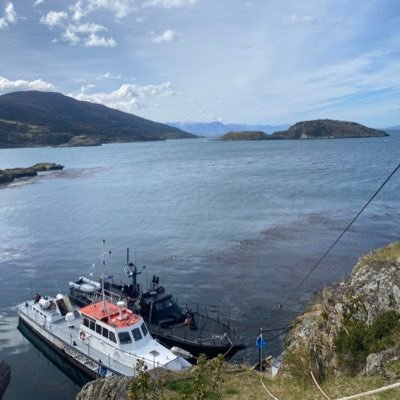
[68,249,245,362]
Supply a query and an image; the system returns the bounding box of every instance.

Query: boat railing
[182,302,238,328]
[91,290,121,305]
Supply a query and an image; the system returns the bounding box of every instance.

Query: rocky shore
[0,361,11,400]
[0,163,64,184]
[281,242,400,379]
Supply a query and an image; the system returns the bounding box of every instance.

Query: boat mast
[101,239,111,310]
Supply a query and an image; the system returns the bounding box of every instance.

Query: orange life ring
[80,331,86,340]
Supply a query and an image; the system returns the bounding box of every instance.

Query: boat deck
[17,301,180,378]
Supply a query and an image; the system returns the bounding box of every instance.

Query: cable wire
[290,162,400,294]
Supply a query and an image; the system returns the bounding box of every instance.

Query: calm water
[1,137,399,399]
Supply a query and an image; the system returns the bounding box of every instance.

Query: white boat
[68,276,101,293]
[17,293,191,380]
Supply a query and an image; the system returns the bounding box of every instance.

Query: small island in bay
[0,163,64,185]
[219,130,269,140]
[219,119,389,141]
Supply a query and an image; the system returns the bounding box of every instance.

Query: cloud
[84,33,117,47]
[283,14,319,25]
[70,0,137,21]
[72,82,177,112]
[0,2,18,30]
[80,83,96,91]
[40,11,68,27]
[95,72,121,80]
[143,0,196,8]
[33,0,44,6]
[0,76,56,93]
[152,29,176,43]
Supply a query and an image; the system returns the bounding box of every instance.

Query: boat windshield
[118,331,132,344]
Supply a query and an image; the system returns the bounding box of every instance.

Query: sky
[0,0,400,127]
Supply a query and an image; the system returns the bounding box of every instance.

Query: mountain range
[167,121,290,136]
[0,91,195,148]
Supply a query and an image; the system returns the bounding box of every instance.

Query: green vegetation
[0,91,195,148]
[354,242,400,272]
[335,310,400,374]
[127,363,400,400]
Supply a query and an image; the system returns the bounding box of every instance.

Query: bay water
[0,136,399,399]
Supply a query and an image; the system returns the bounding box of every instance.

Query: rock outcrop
[218,131,269,141]
[270,119,388,139]
[281,242,400,378]
[0,163,64,184]
[76,376,134,400]
[0,361,11,400]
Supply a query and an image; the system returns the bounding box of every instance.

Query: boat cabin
[140,292,185,326]
[79,301,151,350]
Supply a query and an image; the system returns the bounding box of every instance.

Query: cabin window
[118,332,132,344]
[141,323,148,337]
[155,302,163,311]
[83,318,89,327]
[90,320,95,331]
[109,332,116,343]
[96,324,102,334]
[132,328,142,341]
[102,327,109,339]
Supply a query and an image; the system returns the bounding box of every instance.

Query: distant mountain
[383,126,400,134]
[218,120,388,141]
[0,91,195,148]
[168,121,289,136]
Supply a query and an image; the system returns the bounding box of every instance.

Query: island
[0,163,64,185]
[0,91,196,148]
[218,119,389,141]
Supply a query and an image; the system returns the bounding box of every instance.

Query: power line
[290,161,400,294]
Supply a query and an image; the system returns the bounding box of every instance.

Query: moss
[354,242,400,273]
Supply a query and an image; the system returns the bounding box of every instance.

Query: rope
[291,161,400,294]
[335,381,400,400]
[260,376,280,400]
[310,371,332,400]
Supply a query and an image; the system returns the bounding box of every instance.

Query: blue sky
[1,0,400,127]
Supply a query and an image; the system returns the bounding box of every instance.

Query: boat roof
[80,301,142,328]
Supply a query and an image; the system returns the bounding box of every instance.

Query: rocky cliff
[281,242,400,379]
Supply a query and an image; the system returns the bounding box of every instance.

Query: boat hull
[17,310,117,381]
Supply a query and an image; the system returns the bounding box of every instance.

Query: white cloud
[70,0,137,21]
[0,76,56,93]
[0,2,18,30]
[152,29,176,43]
[72,82,177,112]
[95,72,121,80]
[283,14,319,25]
[40,11,68,27]
[33,0,44,6]
[84,33,117,47]
[143,0,196,8]
[80,83,96,91]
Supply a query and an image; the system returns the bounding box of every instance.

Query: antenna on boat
[100,239,112,311]
[125,247,145,288]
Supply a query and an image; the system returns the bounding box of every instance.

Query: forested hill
[0,91,195,148]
